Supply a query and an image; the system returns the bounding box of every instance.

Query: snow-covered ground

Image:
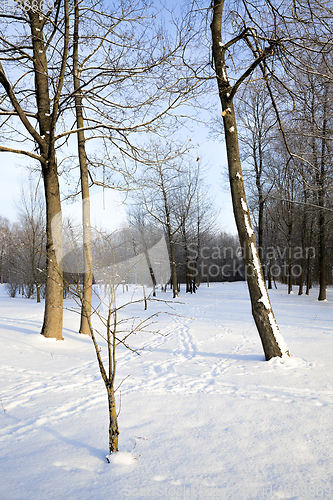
[0,282,333,500]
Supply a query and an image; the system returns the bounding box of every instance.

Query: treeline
[236,69,333,298]
[0,0,332,343]
[2,183,333,299]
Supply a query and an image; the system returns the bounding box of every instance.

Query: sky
[0,0,238,236]
[0,136,238,236]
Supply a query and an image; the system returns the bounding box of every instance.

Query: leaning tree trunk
[211,0,289,360]
[73,1,93,334]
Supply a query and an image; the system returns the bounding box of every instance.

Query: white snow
[240,197,248,212]
[250,242,289,355]
[244,213,254,237]
[258,293,271,310]
[251,241,270,306]
[0,282,333,499]
[236,172,242,179]
[268,310,289,355]
[241,198,254,237]
[108,452,136,465]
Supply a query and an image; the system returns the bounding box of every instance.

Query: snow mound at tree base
[107,451,136,465]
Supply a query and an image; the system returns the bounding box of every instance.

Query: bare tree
[16,185,46,302]
[237,81,277,266]
[72,0,93,335]
[64,0,206,331]
[64,224,170,456]
[0,216,10,285]
[210,0,290,359]
[4,187,46,301]
[135,144,198,298]
[0,0,70,339]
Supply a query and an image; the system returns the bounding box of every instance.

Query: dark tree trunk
[287,226,293,294]
[170,238,178,298]
[298,190,308,296]
[29,6,69,340]
[107,387,119,453]
[317,84,328,301]
[40,154,64,340]
[211,0,288,360]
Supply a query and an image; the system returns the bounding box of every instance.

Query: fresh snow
[240,197,248,212]
[0,282,333,499]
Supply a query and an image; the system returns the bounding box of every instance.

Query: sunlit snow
[0,283,332,499]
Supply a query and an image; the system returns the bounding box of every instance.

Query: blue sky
[1,135,237,235]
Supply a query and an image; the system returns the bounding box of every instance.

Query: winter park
[1,0,333,499]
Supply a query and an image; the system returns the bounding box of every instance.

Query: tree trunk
[144,249,156,297]
[306,253,312,295]
[169,238,178,298]
[287,230,293,294]
[267,256,273,290]
[256,170,264,266]
[318,205,326,301]
[298,192,307,296]
[29,7,68,340]
[107,387,119,453]
[211,0,289,360]
[317,84,328,301]
[73,2,93,334]
[40,155,64,340]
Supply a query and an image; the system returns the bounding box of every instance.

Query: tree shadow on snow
[0,318,42,335]
[42,425,106,462]
[149,347,265,362]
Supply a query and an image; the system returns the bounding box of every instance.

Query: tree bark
[40,154,64,340]
[317,83,328,301]
[107,386,119,453]
[0,5,71,339]
[211,0,289,360]
[30,7,68,340]
[169,235,179,298]
[287,224,293,294]
[73,1,93,334]
[163,193,178,298]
